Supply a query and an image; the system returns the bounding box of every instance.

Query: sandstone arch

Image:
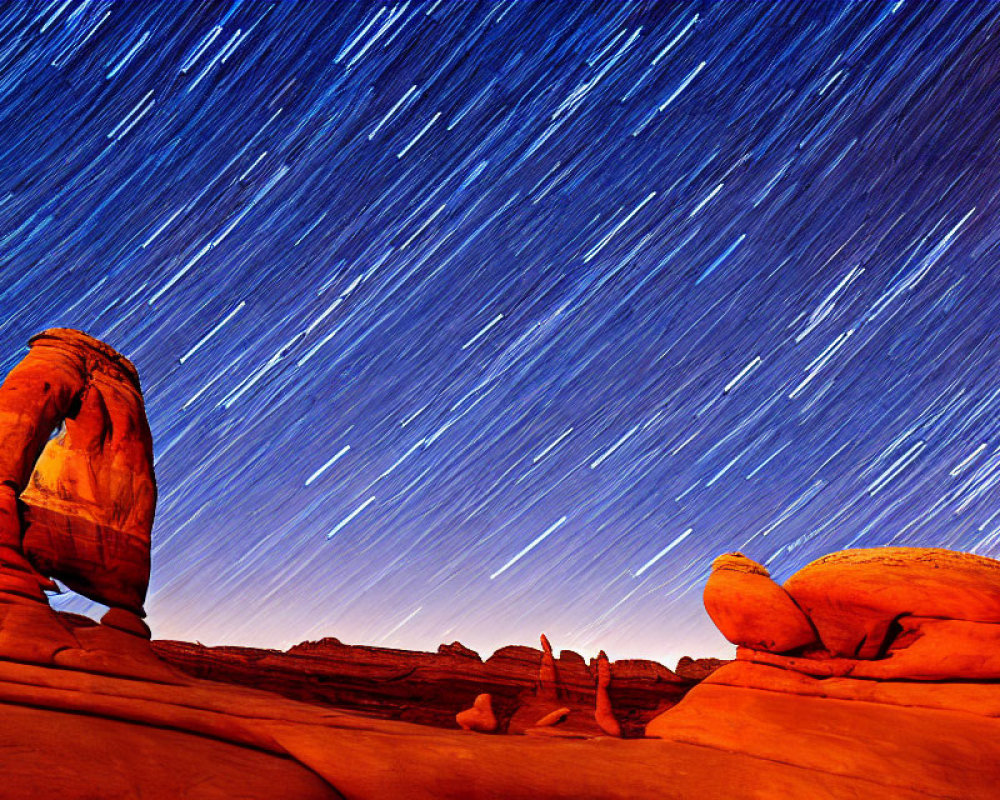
[0,328,155,620]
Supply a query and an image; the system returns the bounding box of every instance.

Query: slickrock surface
[646,547,1000,799]
[0,646,940,800]
[0,701,338,800]
[5,543,998,798]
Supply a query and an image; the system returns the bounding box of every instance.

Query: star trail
[2,0,1000,666]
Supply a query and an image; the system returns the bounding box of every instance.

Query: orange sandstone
[703,552,817,652]
[456,692,498,732]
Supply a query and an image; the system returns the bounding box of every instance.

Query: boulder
[534,707,571,727]
[703,553,817,653]
[784,547,1000,657]
[456,693,497,732]
[647,546,1000,798]
[101,606,152,639]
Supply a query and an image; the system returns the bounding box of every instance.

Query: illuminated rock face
[593,650,620,737]
[0,329,154,617]
[456,693,497,732]
[703,552,817,653]
[783,547,1000,659]
[646,546,1000,798]
[696,546,1000,672]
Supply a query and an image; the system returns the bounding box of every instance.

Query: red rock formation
[456,692,497,732]
[646,546,1000,798]
[533,706,571,727]
[594,650,621,737]
[154,635,695,736]
[703,552,816,652]
[537,632,559,700]
[551,648,599,706]
[7,649,932,800]
[0,329,154,621]
[0,331,1000,800]
[8,331,999,796]
[0,701,337,799]
[0,330,165,682]
[674,656,731,681]
[783,547,1000,658]
[437,640,481,660]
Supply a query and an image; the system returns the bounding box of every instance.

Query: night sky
[2,0,1000,666]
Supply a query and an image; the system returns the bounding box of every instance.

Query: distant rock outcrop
[437,641,481,660]
[154,634,697,736]
[674,656,731,682]
[537,633,559,699]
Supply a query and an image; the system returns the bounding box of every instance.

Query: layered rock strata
[152,634,701,737]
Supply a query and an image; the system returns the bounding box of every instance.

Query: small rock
[534,707,571,727]
[456,693,497,732]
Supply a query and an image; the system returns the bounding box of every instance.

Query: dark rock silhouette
[437,640,481,660]
[674,656,732,681]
